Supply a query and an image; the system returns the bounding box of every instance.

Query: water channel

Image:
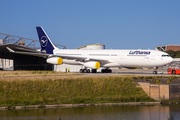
[0,105,180,120]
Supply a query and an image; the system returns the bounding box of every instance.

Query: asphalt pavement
[83,69,173,76]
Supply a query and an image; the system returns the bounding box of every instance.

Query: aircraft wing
[1,44,40,52]
[0,43,43,59]
[6,47,88,60]
[6,47,111,64]
[87,58,110,64]
[56,55,110,64]
[6,46,49,57]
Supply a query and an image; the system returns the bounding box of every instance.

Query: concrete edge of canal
[0,102,160,110]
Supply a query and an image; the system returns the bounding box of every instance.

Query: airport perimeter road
[84,69,172,76]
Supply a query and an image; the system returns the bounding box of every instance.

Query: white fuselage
[53,49,173,68]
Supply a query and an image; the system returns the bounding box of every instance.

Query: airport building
[0,58,13,70]
[155,45,180,51]
[0,33,65,71]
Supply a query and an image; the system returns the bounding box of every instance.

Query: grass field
[0,71,157,107]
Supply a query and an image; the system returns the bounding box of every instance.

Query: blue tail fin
[36,26,56,54]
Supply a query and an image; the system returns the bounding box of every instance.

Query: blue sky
[0,0,180,49]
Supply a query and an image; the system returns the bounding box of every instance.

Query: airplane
[6,26,173,74]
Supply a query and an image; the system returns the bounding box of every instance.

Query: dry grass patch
[0,70,80,78]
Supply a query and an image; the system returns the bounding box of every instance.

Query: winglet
[6,47,15,53]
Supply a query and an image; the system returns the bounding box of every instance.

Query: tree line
[164,50,180,58]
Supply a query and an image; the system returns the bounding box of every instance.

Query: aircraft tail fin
[36,26,57,54]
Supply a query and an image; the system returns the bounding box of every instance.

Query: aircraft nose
[168,57,173,64]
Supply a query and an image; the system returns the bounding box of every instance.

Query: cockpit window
[162,55,170,57]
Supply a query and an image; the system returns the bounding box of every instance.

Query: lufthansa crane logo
[40,36,48,47]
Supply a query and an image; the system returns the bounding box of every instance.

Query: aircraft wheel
[108,69,112,73]
[104,69,108,73]
[153,71,157,74]
[93,69,97,73]
[80,69,83,73]
[87,69,90,73]
[101,69,105,73]
[92,69,96,73]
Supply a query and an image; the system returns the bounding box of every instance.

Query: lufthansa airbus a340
[7,27,173,74]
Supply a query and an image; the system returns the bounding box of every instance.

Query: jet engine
[84,61,100,69]
[46,57,63,65]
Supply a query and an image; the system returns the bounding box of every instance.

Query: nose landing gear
[153,67,158,74]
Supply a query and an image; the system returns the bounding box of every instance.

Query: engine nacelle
[46,57,63,65]
[84,61,100,69]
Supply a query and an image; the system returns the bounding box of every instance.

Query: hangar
[0,33,66,70]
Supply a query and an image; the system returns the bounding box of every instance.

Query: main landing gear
[153,67,158,74]
[80,69,91,73]
[80,69,97,73]
[79,68,112,73]
[101,68,112,73]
